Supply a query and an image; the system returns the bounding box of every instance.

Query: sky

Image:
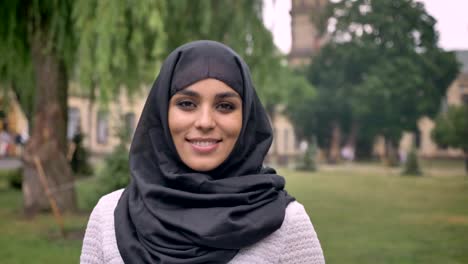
[263,0,468,54]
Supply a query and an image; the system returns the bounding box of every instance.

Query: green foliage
[1,0,288,120]
[74,0,167,103]
[402,148,422,176]
[281,68,317,138]
[432,105,468,151]
[432,105,468,173]
[0,169,22,190]
[0,0,75,122]
[93,120,131,201]
[305,0,460,149]
[96,143,130,195]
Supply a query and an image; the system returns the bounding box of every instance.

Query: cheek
[168,109,191,139]
[221,112,242,139]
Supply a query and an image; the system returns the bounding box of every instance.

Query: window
[67,107,81,140]
[96,111,109,144]
[125,112,136,137]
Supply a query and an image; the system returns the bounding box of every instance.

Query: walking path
[0,158,23,170]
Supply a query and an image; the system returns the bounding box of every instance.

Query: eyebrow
[175,89,241,100]
[215,92,241,100]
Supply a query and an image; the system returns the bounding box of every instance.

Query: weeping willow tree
[0,0,286,214]
[1,1,77,214]
[0,0,166,214]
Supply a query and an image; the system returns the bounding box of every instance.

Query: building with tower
[288,0,328,67]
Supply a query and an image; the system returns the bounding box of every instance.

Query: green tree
[1,1,78,213]
[280,67,317,138]
[305,0,459,162]
[432,105,468,174]
[0,0,166,213]
[0,0,287,213]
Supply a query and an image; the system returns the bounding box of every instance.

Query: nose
[194,106,215,131]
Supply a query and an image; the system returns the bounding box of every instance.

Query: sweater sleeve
[80,200,105,264]
[279,202,325,264]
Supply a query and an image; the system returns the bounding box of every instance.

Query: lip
[186,138,221,154]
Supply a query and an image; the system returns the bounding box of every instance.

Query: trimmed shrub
[297,139,318,172]
[402,148,422,176]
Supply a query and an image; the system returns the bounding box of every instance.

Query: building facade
[288,0,328,67]
[67,84,147,155]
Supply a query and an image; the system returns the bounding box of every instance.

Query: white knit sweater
[80,189,325,264]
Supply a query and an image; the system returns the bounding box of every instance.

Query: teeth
[191,141,217,146]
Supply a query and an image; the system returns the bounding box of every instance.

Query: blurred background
[0,0,467,263]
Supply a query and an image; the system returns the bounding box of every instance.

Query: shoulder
[231,201,325,264]
[88,189,124,235]
[95,189,125,210]
[279,200,325,264]
[285,201,308,216]
[283,200,314,229]
[84,188,124,231]
[80,189,125,264]
[86,189,125,221]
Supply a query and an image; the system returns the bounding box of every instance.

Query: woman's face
[168,78,242,172]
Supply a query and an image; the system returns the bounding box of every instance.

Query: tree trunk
[464,149,468,175]
[346,121,359,150]
[384,139,399,167]
[22,30,76,215]
[328,121,341,164]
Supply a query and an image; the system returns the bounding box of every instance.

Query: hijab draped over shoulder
[114,40,294,264]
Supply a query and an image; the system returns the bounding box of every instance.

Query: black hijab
[115,40,294,264]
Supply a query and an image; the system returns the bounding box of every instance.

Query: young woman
[81,40,325,264]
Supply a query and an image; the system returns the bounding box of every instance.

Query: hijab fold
[115,40,294,264]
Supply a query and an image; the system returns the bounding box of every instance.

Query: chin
[185,158,222,172]
[189,164,217,172]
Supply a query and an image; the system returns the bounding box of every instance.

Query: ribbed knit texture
[80,190,325,264]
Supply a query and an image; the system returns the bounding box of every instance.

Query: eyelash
[176,100,196,110]
[175,100,236,112]
[216,102,236,112]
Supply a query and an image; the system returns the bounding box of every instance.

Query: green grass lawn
[280,163,468,264]
[0,161,467,263]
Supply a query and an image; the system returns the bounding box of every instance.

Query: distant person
[81,40,325,263]
[399,149,408,164]
[0,129,12,157]
[341,145,355,162]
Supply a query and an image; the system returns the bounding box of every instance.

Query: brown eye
[176,100,197,110]
[216,102,236,113]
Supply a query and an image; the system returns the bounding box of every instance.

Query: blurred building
[267,105,301,167]
[66,83,146,155]
[288,0,328,67]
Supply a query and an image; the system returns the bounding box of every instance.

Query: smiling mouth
[187,138,221,153]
